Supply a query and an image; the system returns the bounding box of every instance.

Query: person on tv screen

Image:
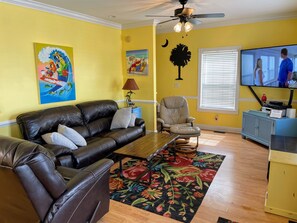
[254,58,264,86]
[278,48,293,87]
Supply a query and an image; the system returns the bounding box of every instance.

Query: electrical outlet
[215,114,219,121]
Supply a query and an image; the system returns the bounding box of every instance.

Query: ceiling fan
[146,0,225,33]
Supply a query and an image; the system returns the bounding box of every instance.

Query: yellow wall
[0,3,123,137]
[156,19,297,129]
[122,26,157,131]
[1,2,296,136]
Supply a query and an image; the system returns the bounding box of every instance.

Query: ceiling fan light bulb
[173,22,182,32]
[184,21,193,32]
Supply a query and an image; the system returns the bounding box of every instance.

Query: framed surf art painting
[34,43,76,104]
[126,49,148,75]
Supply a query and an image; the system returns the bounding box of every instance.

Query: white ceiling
[8,0,297,32]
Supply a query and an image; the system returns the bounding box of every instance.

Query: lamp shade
[122,78,139,90]
[184,22,193,32]
[173,22,182,33]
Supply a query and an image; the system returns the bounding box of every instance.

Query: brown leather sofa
[17,100,145,169]
[0,136,114,223]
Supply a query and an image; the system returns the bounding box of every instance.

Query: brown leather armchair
[157,96,195,132]
[0,136,114,223]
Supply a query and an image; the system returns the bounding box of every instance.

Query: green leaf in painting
[131,198,147,206]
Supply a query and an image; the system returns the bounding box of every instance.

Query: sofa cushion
[129,113,137,127]
[42,132,78,150]
[72,137,116,168]
[160,96,189,125]
[77,100,118,123]
[16,105,89,144]
[110,108,132,130]
[76,100,118,137]
[102,127,143,146]
[86,117,112,137]
[58,124,87,146]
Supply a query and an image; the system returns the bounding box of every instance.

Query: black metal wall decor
[170,44,191,80]
[161,39,169,48]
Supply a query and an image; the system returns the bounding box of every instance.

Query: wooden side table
[265,135,297,220]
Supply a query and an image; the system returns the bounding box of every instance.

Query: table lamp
[122,78,139,107]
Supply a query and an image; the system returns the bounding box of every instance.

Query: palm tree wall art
[170,44,191,80]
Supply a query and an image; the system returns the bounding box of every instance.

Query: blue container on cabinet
[132,107,142,118]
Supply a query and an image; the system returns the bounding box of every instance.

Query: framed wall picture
[126,49,148,75]
[34,43,76,104]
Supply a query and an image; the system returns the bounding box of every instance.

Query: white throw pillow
[42,132,78,150]
[58,124,87,146]
[129,113,137,127]
[110,107,132,130]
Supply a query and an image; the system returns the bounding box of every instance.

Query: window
[199,47,239,113]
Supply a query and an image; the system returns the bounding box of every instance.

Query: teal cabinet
[242,110,297,147]
[132,107,142,118]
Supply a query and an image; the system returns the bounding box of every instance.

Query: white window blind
[199,47,239,113]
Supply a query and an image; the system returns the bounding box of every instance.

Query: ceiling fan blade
[158,18,179,25]
[189,18,202,25]
[146,15,177,18]
[192,13,225,18]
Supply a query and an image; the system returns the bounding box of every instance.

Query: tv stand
[242,110,297,147]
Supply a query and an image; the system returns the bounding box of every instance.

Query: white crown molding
[2,0,122,29]
[157,14,297,34]
[122,19,160,30]
[0,119,16,127]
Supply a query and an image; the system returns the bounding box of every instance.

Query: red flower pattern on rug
[110,150,225,223]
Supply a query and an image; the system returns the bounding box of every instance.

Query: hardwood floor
[99,131,289,223]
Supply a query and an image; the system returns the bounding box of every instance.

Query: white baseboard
[197,124,241,134]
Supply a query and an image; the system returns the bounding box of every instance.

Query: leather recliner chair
[157,96,195,132]
[0,136,114,223]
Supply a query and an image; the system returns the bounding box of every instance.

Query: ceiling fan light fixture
[184,21,193,32]
[173,22,182,32]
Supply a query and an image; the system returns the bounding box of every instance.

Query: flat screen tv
[241,44,297,88]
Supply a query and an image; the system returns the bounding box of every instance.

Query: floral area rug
[110,149,225,223]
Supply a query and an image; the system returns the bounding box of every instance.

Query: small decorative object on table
[132,107,142,118]
[122,78,139,107]
[261,93,267,105]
